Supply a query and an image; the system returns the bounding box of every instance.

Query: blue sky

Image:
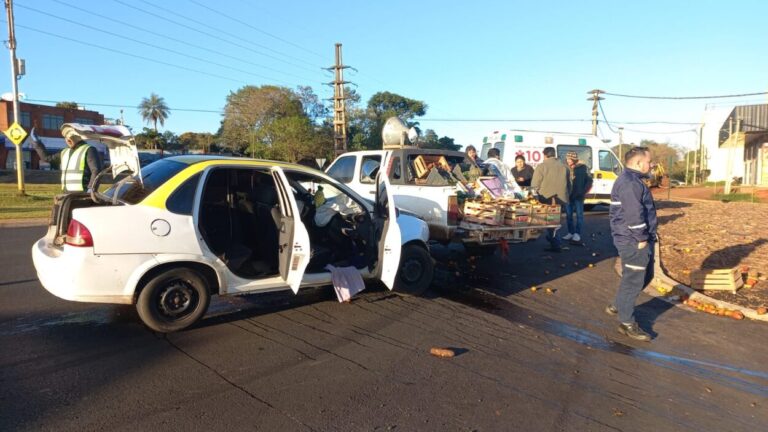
[2,0,767,150]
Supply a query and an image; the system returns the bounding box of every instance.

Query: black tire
[394,244,434,297]
[137,267,211,333]
[584,204,596,211]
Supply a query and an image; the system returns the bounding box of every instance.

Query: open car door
[374,172,402,290]
[271,167,311,294]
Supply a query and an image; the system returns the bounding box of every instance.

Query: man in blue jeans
[606,146,657,342]
[563,151,593,243]
[531,147,571,252]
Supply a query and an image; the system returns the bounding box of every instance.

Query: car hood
[60,123,140,179]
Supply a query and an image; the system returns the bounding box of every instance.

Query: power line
[119,0,320,73]
[25,98,223,114]
[46,0,317,83]
[12,22,248,84]
[185,0,326,60]
[597,100,619,134]
[419,118,591,122]
[16,3,300,86]
[604,90,768,100]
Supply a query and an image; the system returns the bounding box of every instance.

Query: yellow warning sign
[3,122,27,146]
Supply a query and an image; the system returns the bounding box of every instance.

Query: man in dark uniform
[606,146,657,342]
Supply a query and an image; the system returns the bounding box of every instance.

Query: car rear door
[271,167,311,293]
[374,172,402,289]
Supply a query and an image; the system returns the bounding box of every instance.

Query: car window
[326,156,356,183]
[166,172,201,215]
[104,159,188,204]
[388,156,402,182]
[284,170,366,217]
[360,155,381,184]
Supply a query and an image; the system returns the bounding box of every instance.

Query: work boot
[572,233,581,242]
[562,233,573,241]
[618,323,651,342]
[605,304,618,316]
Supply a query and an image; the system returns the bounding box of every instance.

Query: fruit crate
[531,205,561,226]
[691,268,744,293]
[463,200,504,226]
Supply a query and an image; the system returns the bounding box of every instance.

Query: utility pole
[325,43,352,156]
[587,89,604,137]
[698,123,705,185]
[724,117,740,195]
[618,126,624,163]
[5,0,24,194]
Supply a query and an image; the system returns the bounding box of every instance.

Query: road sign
[3,122,27,146]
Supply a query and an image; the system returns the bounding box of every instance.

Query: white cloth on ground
[325,264,366,302]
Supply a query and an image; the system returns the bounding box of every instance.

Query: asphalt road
[1,217,766,432]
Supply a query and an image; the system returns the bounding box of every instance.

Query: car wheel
[137,267,211,333]
[394,244,434,297]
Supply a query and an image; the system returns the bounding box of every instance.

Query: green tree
[55,101,79,109]
[138,93,170,132]
[134,127,165,150]
[296,85,328,124]
[179,132,216,153]
[221,85,304,154]
[348,91,427,150]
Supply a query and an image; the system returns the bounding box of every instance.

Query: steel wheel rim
[158,280,196,319]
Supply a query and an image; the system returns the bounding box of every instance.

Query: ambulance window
[599,150,622,174]
[360,155,381,184]
[557,145,592,170]
[481,143,492,159]
[326,156,356,183]
[167,173,201,215]
[494,142,505,159]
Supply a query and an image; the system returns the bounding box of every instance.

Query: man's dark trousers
[615,242,655,324]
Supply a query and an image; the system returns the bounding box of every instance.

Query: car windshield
[104,159,188,204]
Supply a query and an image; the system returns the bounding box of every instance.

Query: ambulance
[480,130,623,208]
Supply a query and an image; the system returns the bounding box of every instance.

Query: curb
[614,242,768,322]
[0,218,48,228]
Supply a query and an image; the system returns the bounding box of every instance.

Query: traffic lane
[2,226,767,431]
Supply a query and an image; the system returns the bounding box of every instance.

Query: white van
[480,130,623,207]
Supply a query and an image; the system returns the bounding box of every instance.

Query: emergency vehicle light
[501,134,507,141]
[514,135,523,142]
[544,136,553,144]
[578,138,587,145]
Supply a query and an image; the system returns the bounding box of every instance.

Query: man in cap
[60,128,102,192]
[563,151,593,243]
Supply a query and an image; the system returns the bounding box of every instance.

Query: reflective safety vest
[60,143,92,192]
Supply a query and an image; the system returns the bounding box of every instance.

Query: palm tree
[138,93,170,132]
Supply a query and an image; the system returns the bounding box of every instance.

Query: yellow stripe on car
[140,159,310,210]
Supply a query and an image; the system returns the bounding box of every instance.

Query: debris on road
[429,347,457,358]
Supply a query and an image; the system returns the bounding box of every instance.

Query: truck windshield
[104,159,188,204]
[406,153,469,186]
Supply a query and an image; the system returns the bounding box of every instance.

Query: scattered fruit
[730,311,745,320]
[545,287,554,294]
[429,347,456,358]
[588,264,594,268]
[530,286,539,292]
[756,306,767,315]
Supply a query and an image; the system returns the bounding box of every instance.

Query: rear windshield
[105,159,188,204]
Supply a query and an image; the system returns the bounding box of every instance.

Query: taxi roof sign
[4,122,27,146]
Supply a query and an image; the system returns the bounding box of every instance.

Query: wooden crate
[530,207,560,225]
[463,201,504,226]
[690,268,744,293]
[413,155,429,178]
[504,214,530,227]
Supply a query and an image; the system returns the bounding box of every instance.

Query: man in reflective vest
[60,130,102,192]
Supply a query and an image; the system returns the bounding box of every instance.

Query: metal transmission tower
[587,89,605,136]
[325,43,353,155]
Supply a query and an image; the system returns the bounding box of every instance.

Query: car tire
[584,204,596,211]
[394,244,434,297]
[137,267,211,333]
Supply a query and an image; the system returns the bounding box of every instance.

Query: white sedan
[32,124,433,332]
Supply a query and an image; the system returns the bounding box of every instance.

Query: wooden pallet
[690,268,744,293]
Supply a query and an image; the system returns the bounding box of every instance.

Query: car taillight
[66,219,94,247]
[447,196,459,226]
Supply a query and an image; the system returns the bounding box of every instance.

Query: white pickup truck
[325,147,560,250]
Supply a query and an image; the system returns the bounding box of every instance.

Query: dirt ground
[654,196,768,309]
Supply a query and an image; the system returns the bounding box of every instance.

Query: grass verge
[0,184,59,220]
